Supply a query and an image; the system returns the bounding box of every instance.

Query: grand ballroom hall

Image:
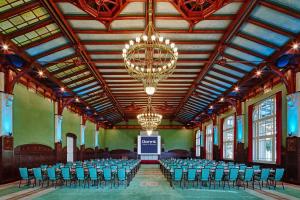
[0,0,300,199]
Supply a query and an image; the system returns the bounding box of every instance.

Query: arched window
[223,116,234,160]
[252,96,276,163]
[196,130,201,157]
[206,124,213,160]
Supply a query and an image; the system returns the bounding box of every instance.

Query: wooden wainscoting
[14,144,56,168]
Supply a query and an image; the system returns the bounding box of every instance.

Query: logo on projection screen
[141,137,158,153]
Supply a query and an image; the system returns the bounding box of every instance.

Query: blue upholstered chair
[19,168,32,188]
[171,168,183,188]
[61,167,72,187]
[212,168,224,189]
[88,167,99,188]
[117,168,127,188]
[186,168,197,188]
[103,167,113,188]
[199,168,210,188]
[269,168,285,189]
[47,167,58,188]
[254,168,270,189]
[33,168,46,187]
[76,167,87,188]
[241,168,254,189]
[225,168,239,189]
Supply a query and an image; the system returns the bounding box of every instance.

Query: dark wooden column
[55,142,62,163]
[0,136,15,184]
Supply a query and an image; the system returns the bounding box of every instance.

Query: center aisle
[32,164,262,200]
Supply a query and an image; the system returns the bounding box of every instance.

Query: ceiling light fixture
[122,0,178,96]
[292,43,299,50]
[137,97,162,135]
[2,44,9,51]
[38,70,44,77]
[234,86,239,92]
[255,70,262,77]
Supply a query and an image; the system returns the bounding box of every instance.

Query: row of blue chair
[160,159,285,190]
[19,159,140,188]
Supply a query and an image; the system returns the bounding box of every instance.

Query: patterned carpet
[0,165,300,200]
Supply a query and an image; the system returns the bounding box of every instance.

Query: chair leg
[282,182,284,190]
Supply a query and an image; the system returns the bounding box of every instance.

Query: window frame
[252,96,277,164]
[222,115,235,160]
[196,130,201,157]
[205,123,213,160]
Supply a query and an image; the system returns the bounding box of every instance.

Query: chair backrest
[187,168,197,181]
[118,168,126,181]
[244,168,254,181]
[89,167,98,180]
[103,167,112,180]
[239,165,247,171]
[111,165,118,171]
[33,168,42,180]
[260,168,270,181]
[19,168,28,179]
[214,168,224,181]
[40,165,48,170]
[76,167,85,180]
[252,165,260,170]
[47,167,56,180]
[229,168,239,181]
[182,165,188,171]
[275,168,284,181]
[201,168,210,181]
[61,167,70,180]
[174,168,183,181]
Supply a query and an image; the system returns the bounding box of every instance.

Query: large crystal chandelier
[122,0,178,96]
[137,97,162,135]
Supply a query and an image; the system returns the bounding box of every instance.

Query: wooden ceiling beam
[75,29,225,34]
[258,1,300,19]
[32,44,72,60]
[236,32,280,50]
[42,0,127,122]
[7,19,53,39]
[173,0,259,120]
[59,69,89,80]
[21,32,64,50]
[64,14,236,21]
[247,18,295,38]
[190,28,300,124]
[63,74,93,85]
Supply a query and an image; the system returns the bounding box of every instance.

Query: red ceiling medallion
[77,0,127,24]
[171,0,229,23]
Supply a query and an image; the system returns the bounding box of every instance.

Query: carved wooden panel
[14,144,55,168]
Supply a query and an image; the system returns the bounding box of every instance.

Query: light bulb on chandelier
[146,130,153,136]
[145,86,156,96]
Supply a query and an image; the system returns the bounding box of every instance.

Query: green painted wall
[104,120,194,151]
[85,120,95,148]
[13,84,55,148]
[62,109,81,147]
[99,127,105,148]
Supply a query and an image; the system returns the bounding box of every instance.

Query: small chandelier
[122,0,178,96]
[137,97,162,135]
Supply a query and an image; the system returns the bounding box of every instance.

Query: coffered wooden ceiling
[1,0,299,126]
